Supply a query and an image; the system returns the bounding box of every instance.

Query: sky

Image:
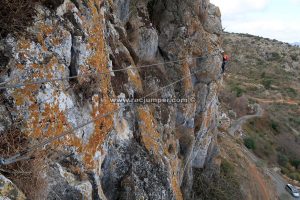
[210,0,300,43]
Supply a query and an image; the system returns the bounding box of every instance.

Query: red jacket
[223,54,229,62]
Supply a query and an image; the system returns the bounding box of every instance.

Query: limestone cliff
[0,0,223,199]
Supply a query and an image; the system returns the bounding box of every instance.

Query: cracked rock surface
[0,0,223,199]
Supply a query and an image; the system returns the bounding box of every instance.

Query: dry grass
[217,134,277,199]
[72,74,102,103]
[192,161,243,200]
[0,0,39,38]
[0,0,64,38]
[0,128,48,200]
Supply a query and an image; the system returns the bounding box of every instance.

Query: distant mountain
[292,42,300,46]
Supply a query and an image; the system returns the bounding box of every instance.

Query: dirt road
[228,104,263,136]
[242,147,296,200]
[250,97,299,106]
[228,105,297,199]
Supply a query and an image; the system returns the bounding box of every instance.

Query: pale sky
[210,0,300,43]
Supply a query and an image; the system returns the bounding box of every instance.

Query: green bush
[232,86,244,97]
[277,153,289,167]
[288,172,300,182]
[259,143,274,157]
[269,52,282,61]
[244,137,256,150]
[270,121,279,133]
[289,117,300,125]
[221,160,234,176]
[262,79,273,89]
[281,161,300,182]
[291,159,300,169]
[281,167,289,175]
[290,54,299,61]
[285,87,297,97]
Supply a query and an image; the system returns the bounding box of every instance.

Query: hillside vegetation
[221,32,300,182]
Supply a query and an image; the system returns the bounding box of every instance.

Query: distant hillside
[221,32,300,182]
[292,42,300,47]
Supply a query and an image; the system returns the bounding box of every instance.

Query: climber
[221,51,229,74]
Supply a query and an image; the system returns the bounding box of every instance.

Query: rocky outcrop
[0,174,26,200]
[0,0,223,199]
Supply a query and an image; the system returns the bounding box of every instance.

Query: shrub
[0,128,48,199]
[258,143,274,157]
[0,0,63,38]
[289,117,300,125]
[285,87,297,98]
[281,167,289,175]
[244,137,256,150]
[270,121,279,133]
[277,153,289,167]
[72,74,102,103]
[268,52,281,61]
[261,79,273,89]
[220,160,234,176]
[288,172,300,182]
[232,86,244,97]
[290,54,299,61]
[291,159,300,169]
[193,166,243,200]
[0,0,39,38]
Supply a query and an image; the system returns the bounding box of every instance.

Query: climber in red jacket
[221,52,229,74]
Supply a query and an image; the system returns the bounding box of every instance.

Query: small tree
[270,120,279,133]
[262,79,273,89]
[277,153,289,167]
[244,137,256,150]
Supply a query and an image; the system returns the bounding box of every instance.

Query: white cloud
[211,0,271,16]
[289,0,300,5]
[223,19,300,42]
[210,0,300,42]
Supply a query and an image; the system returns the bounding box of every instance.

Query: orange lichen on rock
[37,33,47,51]
[39,24,54,37]
[181,60,193,94]
[137,107,161,155]
[83,95,116,169]
[128,68,143,93]
[13,83,39,106]
[16,63,24,70]
[84,0,110,92]
[171,175,183,200]
[36,23,54,51]
[18,38,31,50]
[11,0,117,173]
[162,138,183,199]
[25,99,84,151]
[204,105,212,128]
[51,37,61,46]
[77,0,117,169]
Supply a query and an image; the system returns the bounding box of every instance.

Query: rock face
[0,0,223,199]
[0,174,26,200]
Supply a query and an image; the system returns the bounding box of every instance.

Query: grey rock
[0,0,223,199]
[204,4,223,35]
